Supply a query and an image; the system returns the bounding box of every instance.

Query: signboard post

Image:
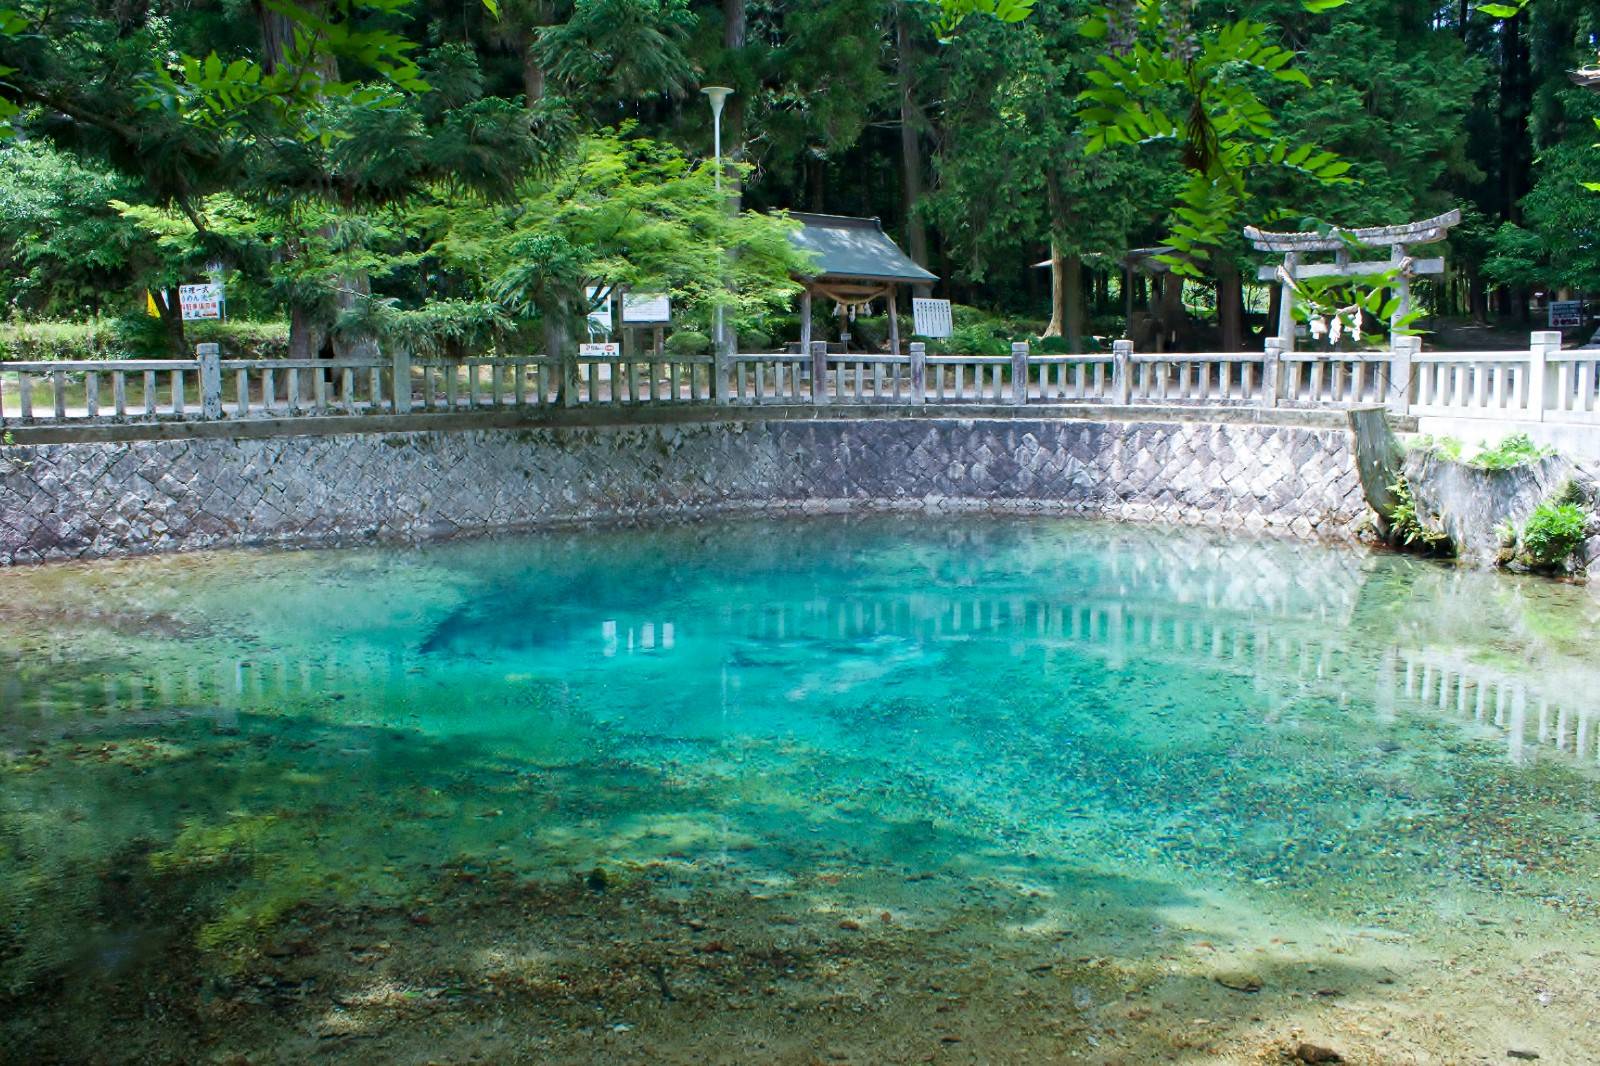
[179,283,224,321]
[911,298,953,339]
[1549,300,1583,328]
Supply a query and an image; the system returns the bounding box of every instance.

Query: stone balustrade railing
[0,331,1594,428]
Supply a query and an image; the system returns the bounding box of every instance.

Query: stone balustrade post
[1011,342,1030,406]
[810,341,830,407]
[196,343,222,419]
[1111,340,1133,405]
[1529,330,1560,423]
[910,342,927,405]
[1262,338,1282,409]
[392,347,413,414]
[1386,335,1418,416]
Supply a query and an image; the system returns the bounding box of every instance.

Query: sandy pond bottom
[2,517,1600,1065]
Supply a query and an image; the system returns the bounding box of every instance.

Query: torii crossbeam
[1245,209,1461,350]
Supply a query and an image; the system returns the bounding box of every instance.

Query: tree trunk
[542,294,573,401]
[1500,12,1531,223]
[723,0,746,160]
[332,273,381,360]
[896,8,931,297]
[1216,258,1244,351]
[288,305,324,361]
[521,25,546,105]
[1045,241,1066,338]
[156,288,187,357]
[1044,242,1084,354]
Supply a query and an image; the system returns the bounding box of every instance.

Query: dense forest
[0,0,1595,357]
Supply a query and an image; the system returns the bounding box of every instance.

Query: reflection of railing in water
[1392,649,1600,767]
[10,588,1597,774]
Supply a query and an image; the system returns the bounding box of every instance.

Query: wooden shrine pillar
[887,286,901,355]
[800,287,813,354]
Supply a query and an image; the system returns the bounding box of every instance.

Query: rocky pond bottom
[2,517,1599,1065]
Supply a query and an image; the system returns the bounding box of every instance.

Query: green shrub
[664,329,710,355]
[0,318,289,360]
[945,323,1009,356]
[1031,334,1073,355]
[850,315,889,349]
[1519,502,1589,569]
[737,327,773,352]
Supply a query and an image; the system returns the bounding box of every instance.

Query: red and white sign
[179,283,224,321]
[579,342,621,357]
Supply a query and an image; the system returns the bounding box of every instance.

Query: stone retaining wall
[0,417,1370,564]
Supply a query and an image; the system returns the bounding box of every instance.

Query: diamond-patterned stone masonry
[0,417,1370,565]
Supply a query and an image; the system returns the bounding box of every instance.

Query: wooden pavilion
[787,213,938,354]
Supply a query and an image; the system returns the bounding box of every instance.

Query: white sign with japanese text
[179,283,224,321]
[912,298,952,339]
[622,293,671,324]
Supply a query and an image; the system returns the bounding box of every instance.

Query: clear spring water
[3,516,1599,1063]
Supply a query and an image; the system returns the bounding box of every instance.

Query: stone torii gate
[1244,209,1461,350]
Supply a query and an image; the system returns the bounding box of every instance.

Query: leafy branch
[1076,1,1353,277]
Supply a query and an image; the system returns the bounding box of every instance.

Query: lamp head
[701,85,733,118]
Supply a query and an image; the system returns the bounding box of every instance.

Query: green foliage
[1412,434,1465,462]
[1288,256,1427,345]
[1518,502,1589,569]
[736,326,773,351]
[480,129,805,341]
[1553,477,1589,508]
[664,329,710,355]
[1077,2,1352,278]
[930,0,1038,37]
[1506,139,1600,293]
[1386,475,1453,554]
[1483,222,1548,289]
[944,323,1012,355]
[1415,431,1554,471]
[535,0,695,105]
[0,143,141,316]
[1467,432,1553,470]
[0,318,288,360]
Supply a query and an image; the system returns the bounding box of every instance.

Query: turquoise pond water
[3,516,1600,1063]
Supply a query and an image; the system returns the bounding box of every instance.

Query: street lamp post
[702,86,733,353]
